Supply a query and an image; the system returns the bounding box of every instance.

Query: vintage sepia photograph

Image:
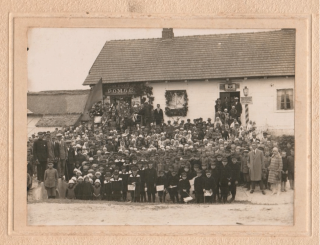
[27,27,295,226]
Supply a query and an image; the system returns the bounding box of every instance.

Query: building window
[277,89,294,110]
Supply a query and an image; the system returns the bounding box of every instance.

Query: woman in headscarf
[268,147,283,195]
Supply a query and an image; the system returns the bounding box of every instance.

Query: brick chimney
[162,28,174,39]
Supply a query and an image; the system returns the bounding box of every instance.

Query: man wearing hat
[65,140,75,182]
[144,161,157,202]
[56,133,67,178]
[153,104,164,126]
[233,97,243,123]
[248,142,266,195]
[33,132,48,182]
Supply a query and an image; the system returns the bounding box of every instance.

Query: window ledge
[274,109,294,113]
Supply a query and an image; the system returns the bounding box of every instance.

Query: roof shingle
[83,29,295,85]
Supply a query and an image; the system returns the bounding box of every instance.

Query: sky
[27,28,278,92]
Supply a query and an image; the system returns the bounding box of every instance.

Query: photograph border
[7,13,317,242]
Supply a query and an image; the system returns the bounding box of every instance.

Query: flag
[82,79,103,121]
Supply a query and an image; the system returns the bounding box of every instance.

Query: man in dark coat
[65,141,75,181]
[144,161,158,202]
[153,104,164,126]
[140,100,153,127]
[33,132,48,182]
[233,97,243,123]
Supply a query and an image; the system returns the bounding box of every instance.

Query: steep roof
[83,29,295,85]
[27,90,90,115]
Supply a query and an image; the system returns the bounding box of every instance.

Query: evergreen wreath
[165,90,188,117]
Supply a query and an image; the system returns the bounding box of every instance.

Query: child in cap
[202,170,216,203]
[156,170,167,203]
[178,172,191,203]
[101,172,112,201]
[74,176,84,199]
[229,155,240,203]
[44,161,58,199]
[65,180,76,199]
[93,179,102,200]
[167,170,179,203]
[111,171,123,201]
[128,166,141,202]
[219,158,232,203]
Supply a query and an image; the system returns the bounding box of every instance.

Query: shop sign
[103,83,135,95]
[224,83,237,92]
[240,96,253,104]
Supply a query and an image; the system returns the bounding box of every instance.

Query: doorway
[220,91,240,109]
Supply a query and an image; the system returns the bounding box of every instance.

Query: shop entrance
[220,92,240,110]
[220,91,240,108]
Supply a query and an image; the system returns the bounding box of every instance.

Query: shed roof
[35,114,82,127]
[83,29,295,85]
[27,90,90,115]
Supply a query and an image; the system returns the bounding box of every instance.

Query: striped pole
[245,104,249,125]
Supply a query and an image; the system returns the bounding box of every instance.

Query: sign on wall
[103,83,135,95]
[219,83,240,91]
[240,96,253,104]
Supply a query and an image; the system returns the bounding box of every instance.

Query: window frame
[276,88,294,112]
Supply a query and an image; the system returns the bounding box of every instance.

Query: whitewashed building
[83,29,295,135]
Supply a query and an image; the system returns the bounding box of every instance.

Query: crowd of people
[27,98,294,204]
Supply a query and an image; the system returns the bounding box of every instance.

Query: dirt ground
[27,178,293,226]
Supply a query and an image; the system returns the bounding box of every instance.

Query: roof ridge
[105,29,287,43]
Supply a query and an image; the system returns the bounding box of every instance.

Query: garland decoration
[165,90,188,117]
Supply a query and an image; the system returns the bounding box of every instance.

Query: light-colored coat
[247,149,264,181]
[58,140,67,160]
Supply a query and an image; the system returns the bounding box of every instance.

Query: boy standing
[44,161,58,199]
[194,169,204,203]
[128,166,141,202]
[111,170,123,201]
[219,158,232,203]
[240,150,250,190]
[229,155,240,203]
[178,172,191,203]
[167,170,179,203]
[101,172,112,201]
[202,170,216,203]
[144,161,157,203]
[156,170,167,203]
[119,166,129,201]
